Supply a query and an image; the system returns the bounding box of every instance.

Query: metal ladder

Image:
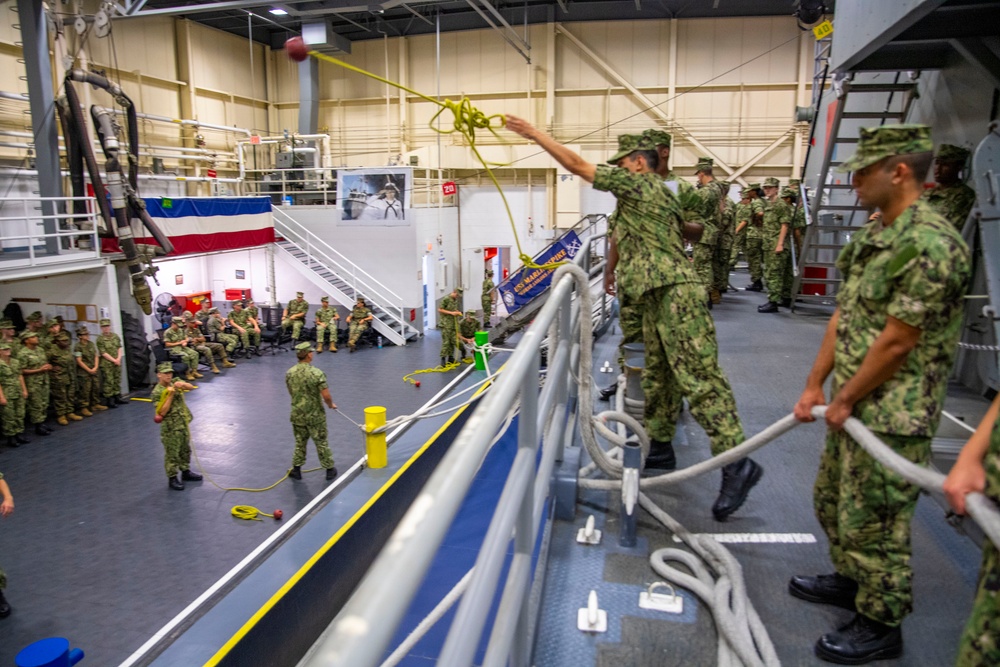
[791,74,919,309]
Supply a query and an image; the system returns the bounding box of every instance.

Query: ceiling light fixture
[269,7,289,15]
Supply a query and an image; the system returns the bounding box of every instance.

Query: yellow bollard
[365,406,388,469]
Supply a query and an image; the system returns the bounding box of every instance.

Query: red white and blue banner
[101,197,275,256]
[498,230,582,314]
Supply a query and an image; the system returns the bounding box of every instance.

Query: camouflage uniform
[692,161,721,302]
[348,304,372,347]
[0,351,25,437]
[315,299,339,351]
[0,320,21,359]
[593,163,745,454]
[73,333,101,413]
[713,186,735,294]
[956,414,1000,666]
[282,295,310,341]
[815,151,970,631]
[186,323,228,371]
[164,322,200,372]
[285,357,334,469]
[17,336,50,426]
[744,192,766,284]
[482,275,495,329]
[458,312,478,359]
[96,324,123,398]
[729,196,748,270]
[762,192,793,304]
[47,334,78,421]
[207,310,239,353]
[246,302,260,324]
[0,470,5,590]
[439,292,462,361]
[151,374,194,479]
[228,305,260,350]
[922,182,976,232]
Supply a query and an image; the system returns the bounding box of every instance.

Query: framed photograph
[175,274,184,285]
[338,167,411,226]
[235,270,245,280]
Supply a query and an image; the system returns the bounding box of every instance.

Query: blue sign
[498,230,582,314]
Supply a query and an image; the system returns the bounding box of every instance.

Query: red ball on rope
[285,36,309,62]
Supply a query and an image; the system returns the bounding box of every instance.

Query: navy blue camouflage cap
[935,143,970,163]
[607,134,654,164]
[641,129,672,148]
[837,124,933,172]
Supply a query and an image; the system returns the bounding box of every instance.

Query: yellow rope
[309,50,565,272]
[403,357,473,385]
[231,505,275,521]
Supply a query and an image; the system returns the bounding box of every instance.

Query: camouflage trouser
[440,325,459,360]
[641,283,744,452]
[713,232,734,292]
[617,293,643,369]
[957,539,1000,666]
[50,372,76,416]
[234,328,260,350]
[745,234,764,283]
[692,241,714,300]
[161,420,192,478]
[729,227,745,269]
[1,394,25,435]
[76,371,100,410]
[814,429,930,626]
[169,347,200,371]
[24,375,49,424]
[482,298,492,329]
[316,323,338,348]
[100,360,121,398]
[348,321,369,346]
[215,333,239,354]
[282,318,305,340]
[763,243,792,303]
[192,343,216,367]
[292,419,334,468]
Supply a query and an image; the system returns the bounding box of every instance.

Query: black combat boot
[106,397,117,409]
[5,436,16,448]
[34,423,50,436]
[169,475,185,491]
[789,573,858,610]
[0,589,11,618]
[14,433,29,445]
[181,469,203,481]
[645,440,676,471]
[814,614,903,664]
[746,279,764,291]
[757,301,779,313]
[441,357,447,367]
[325,467,338,480]
[115,395,127,405]
[289,466,302,480]
[447,356,455,365]
[711,458,763,521]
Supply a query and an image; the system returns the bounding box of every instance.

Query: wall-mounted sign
[207,169,218,179]
[250,135,261,145]
[442,181,457,196]
[813,20,833,40]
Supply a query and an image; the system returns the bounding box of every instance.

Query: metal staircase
[271,207,419,346]
[791,73,919,309]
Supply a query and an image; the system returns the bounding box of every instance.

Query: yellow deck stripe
[204,380,492,666]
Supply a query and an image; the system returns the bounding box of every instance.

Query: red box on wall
[225,289,252,302]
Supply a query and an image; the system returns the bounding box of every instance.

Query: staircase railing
[271,207,417,340]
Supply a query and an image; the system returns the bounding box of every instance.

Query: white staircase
[271,208,419,346]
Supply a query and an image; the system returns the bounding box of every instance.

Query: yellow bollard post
[365,406,388,469]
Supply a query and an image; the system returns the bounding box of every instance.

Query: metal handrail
[271,207,417,337]
[303,236,604,666]
[0,196,102,267]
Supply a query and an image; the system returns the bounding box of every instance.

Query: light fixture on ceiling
[368,3,385,13]
[795,1,826,27]
[269,7,289,15]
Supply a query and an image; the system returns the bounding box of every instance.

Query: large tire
[121,310,151,390]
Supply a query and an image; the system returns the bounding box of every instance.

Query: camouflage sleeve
[313,366,329,393]
[886,235,969,330]
[592,164,641,203]
[777,201,792,225]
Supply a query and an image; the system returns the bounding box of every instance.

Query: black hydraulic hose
[67,70,140,190]
[56,100,88,225]
[63,77,114,233]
